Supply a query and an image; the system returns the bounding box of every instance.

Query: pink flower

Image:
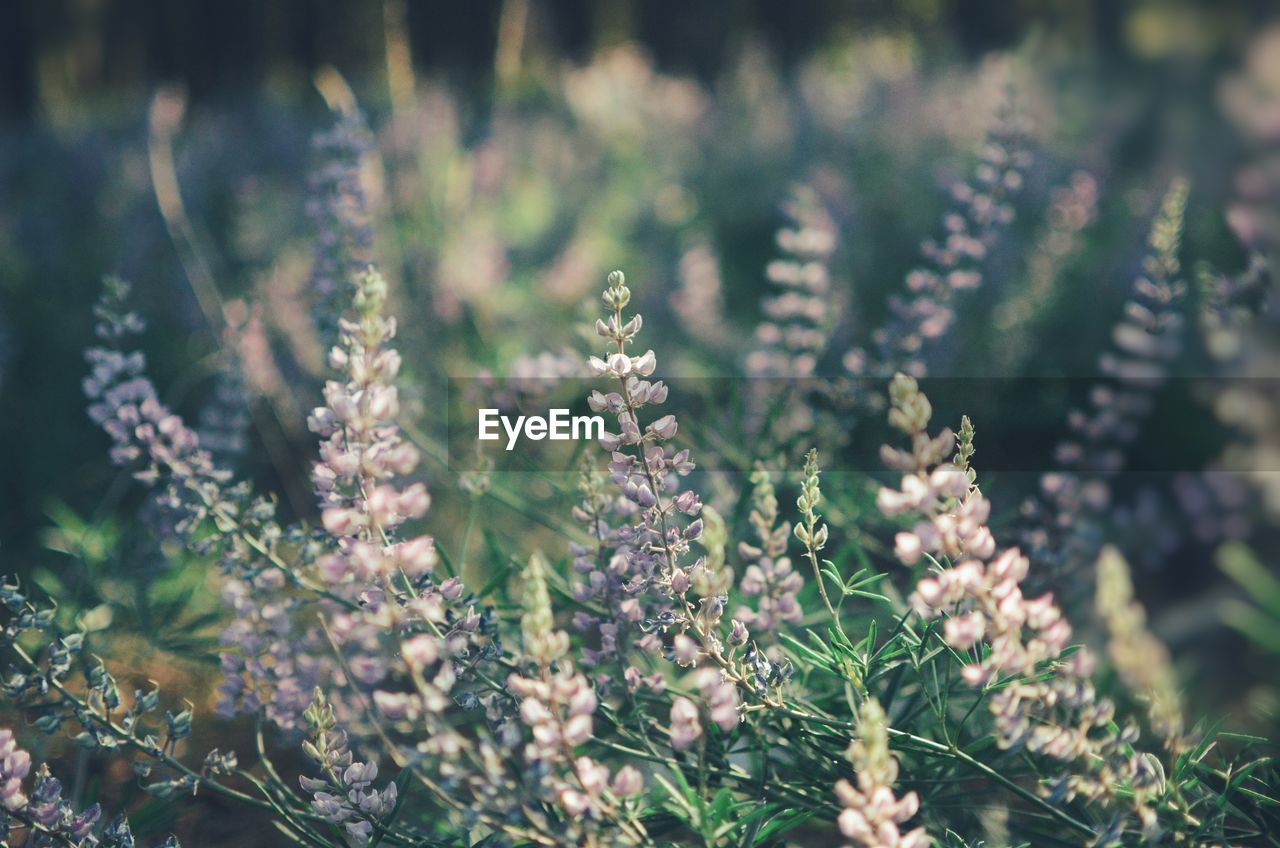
[894,532,923,565]
[632,350,657,376]
[672,634,700,667]
[669,697,702,750]
[943,611,986,651]
[611,765,644,797]
[649,414,678,440]
[401,635,439,669]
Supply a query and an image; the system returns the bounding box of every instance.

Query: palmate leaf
[827,563,893,604]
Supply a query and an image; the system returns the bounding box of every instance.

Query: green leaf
[755,809,818,843]
[779,631,833,667]
[1228,758,1274,793]
[820,564,843,588]
[1236,786,1280,807]
[434,544,457,579]
[474,555,517,600]
[653,771,699,821]
[1218,543,1280,618]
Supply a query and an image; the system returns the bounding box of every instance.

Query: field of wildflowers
[1,5,1279,846]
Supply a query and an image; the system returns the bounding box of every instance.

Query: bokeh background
[1,1,1278,842]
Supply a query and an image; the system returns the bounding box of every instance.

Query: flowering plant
[2,47,1279,848]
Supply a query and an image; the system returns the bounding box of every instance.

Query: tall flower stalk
[588,270,788,707]
[880,373,1168,838]
[735,464,803,650]
[834,700,930,848]
[850,93,1032,378]
[1023,178,1191,584]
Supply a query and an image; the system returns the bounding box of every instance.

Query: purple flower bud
[673,490,701,514]
[345,820,373,843]
[299,776,327,794]
[439,578,464,600]
[343,761,378,788]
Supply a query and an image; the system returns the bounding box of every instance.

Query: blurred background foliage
[1,5,1279,836]
[2,0,1273,552]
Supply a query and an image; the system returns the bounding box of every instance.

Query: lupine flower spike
[834,699,930,848]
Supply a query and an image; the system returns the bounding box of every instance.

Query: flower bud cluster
[794,448,830,554]
[585,270,769,720]
[1064,179,1189,461]
[834,699,929,848]
[668,668,741,751]
[1189,251,1272,537]
[1095,546,1184,749]
[735,465,802,645]
[992,170,1100,371]
[671,241,729,345]
[581,272,706,660]
[506,554,645,839]
[307,268,497,738]
[878,376,1163,828]
[0,747,123,847]
[307,105,374,336]
[508,666,645,829]
[0,729,33,815]
[854,100,1030,378]
[217,568,326,730]
[1023,179,1190,581]
[1201,249,1280,532]
[521,553,569,665]
[301,691,399,846]
[310,269,430,553]
[691,506,734,600]
[879,379,1074,685]
[877,377,992,566]
[747,185,837,382]
[745,186,841,443]
[82,280,323,732]
[84,278,231,523]
[568,460,648,682]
